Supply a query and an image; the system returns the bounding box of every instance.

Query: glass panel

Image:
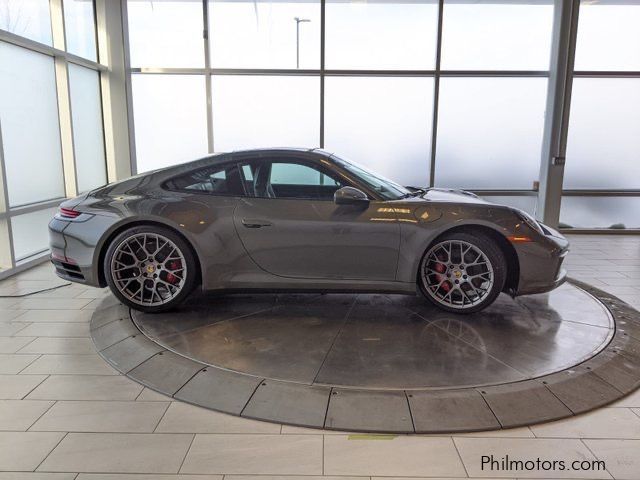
[11,207,58,261]
[565,78,640,190]
[0,0,52,45]
[0,42,64,207]
[575,1,640,71]
[441,1,553,70]
[131,74,208,172]
[435,77,547,190]
[324,76,433,187]
[169,164,244,196]
[480,195,538,216]
[212,75,319,151]
[209,0,320,69]
[127,0,204,67]
[63,0,97,61]
[560,197,640,230]
[68,63,107,192]
[252,161,344,200]
[325,0,438,70]
[270,163,338,186]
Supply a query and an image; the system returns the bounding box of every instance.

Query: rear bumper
[48,214,115,288]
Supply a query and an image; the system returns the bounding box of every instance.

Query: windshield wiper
[402,187,429,198]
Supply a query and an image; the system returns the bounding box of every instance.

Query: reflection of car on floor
[48,148,569,314]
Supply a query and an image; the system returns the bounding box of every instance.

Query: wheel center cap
[146,265,156,274]
[454,270,462,279]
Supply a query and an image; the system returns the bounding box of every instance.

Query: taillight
[59,207,81,219]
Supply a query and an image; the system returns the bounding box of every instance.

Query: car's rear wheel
[418,231,506,314]
[104,225,197,312]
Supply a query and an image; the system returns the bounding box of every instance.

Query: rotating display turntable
[91,279,640,433]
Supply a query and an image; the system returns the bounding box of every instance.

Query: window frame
[162,160,247,198]
[237,154,350,202]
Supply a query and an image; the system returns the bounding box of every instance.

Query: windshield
[330,155,412,200]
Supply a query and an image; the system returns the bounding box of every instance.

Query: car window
[238,160,345,200]
[271,163,339,187]
[166,163,244,196]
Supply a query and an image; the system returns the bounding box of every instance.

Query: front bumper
[514,227,569,296]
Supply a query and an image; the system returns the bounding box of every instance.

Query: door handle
[242,218,272,228]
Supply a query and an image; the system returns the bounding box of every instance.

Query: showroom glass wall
[0,0,107,276]
[124,0,637,231]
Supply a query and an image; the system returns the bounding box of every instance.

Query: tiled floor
[0,234,638,480]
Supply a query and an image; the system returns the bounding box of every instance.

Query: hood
[422,188,491,205]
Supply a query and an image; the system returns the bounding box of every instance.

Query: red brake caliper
[165,260,182,284]
[432,258,451,292]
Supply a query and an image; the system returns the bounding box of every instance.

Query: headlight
[512,209,544,235]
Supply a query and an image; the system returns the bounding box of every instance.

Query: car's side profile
[48,148,569,314]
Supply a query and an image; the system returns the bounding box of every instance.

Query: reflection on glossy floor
[133,283,614,389]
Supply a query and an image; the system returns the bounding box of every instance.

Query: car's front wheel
[418,231,506,314]
[104,225,197,312]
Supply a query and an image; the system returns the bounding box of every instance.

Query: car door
[232,154,401,280]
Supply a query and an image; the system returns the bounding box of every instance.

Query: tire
[104,225,198,313]
[418,231,506,314]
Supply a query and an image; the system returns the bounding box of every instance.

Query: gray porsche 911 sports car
[49,148,568,314]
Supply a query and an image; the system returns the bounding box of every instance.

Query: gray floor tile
[0,431,65,471]
[583,439,640,480]
[0,473,78,479]
[612,388,640,408]
[408,389,500,432]
[129,351,203,396]
[16,323,90,338]
[31,401,169,433]
[21,354,117,375]
[531,407,640,439]
[76,475,222,480]
[39,432,193,474]
[100,335,164,373]
[0,400,54,430]
[0,310,27,321]
[540,369,624,414]
[0,298,20,308]
[136,387,172,402]
[15,310,94,323]
[18,337,96,355]
[156,402,280,434]
[174,367,261,415]
[14,298,94,310]
[479,382,572,428]
[242,380,330,428]
[26,375,143,401]
[0,322,30,336]
[0,374,47,399]
[0,354,40,374]
[0,337,36,354]
[91,318,138,351]
[325,389,413,433]
[324,435,466,477]
[181,434,323,475]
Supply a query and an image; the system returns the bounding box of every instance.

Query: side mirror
[334,186,370,206]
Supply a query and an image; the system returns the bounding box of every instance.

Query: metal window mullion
[429,0,444,188]
[320,0,325,149]
[204,0,214,153]
[536,0,580,226]
[120,0,138,176]
[50,0,78,197]
[0,28,107,71]
[0,121,16,270]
